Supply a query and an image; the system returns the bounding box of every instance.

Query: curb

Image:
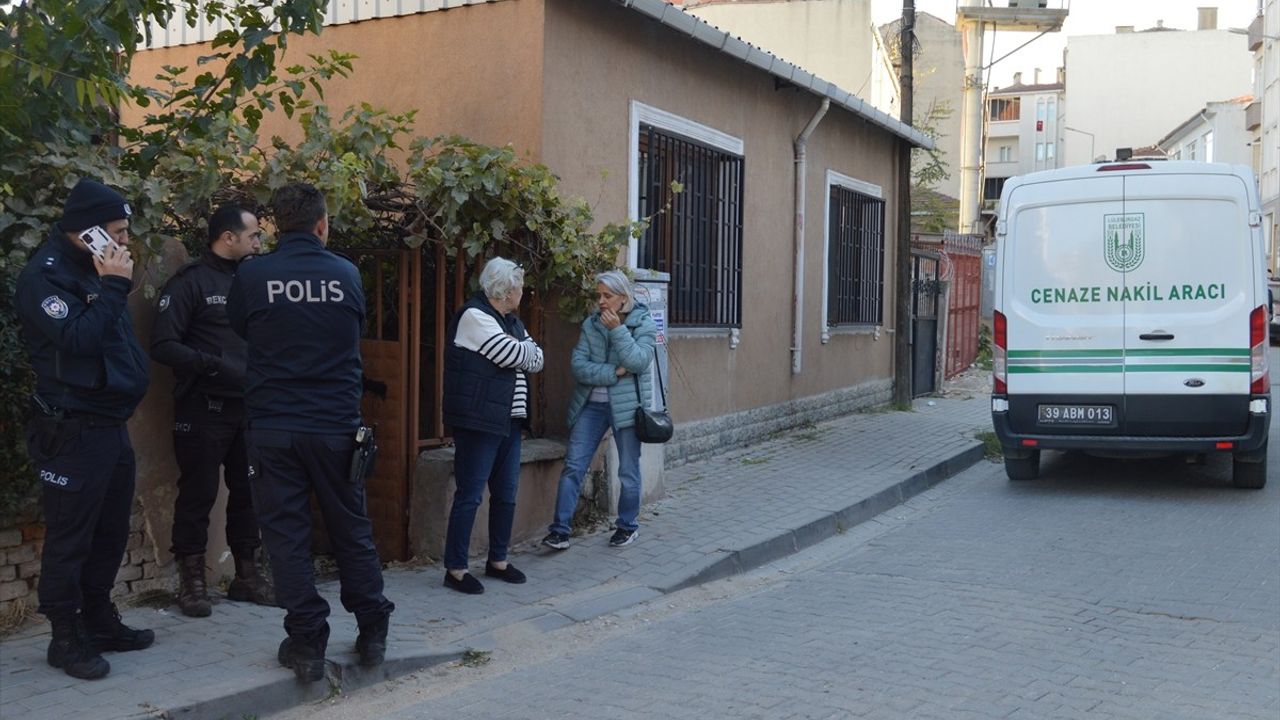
[668,442,987,593]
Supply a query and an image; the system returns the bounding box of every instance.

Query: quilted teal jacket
[566,303,659,429]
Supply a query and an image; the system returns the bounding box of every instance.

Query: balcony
[1247,101,1263,131]
[1250,14,1265,51]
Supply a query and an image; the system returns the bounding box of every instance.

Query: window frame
[628,101,746,331]
[821,169,886,340]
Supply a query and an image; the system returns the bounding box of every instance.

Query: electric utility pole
[893,0,915,408]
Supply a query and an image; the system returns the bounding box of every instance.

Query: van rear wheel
[1005,450,1041,481]
[1232,449,1267,489]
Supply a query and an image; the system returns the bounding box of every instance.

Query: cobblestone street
[284,443,1280,720]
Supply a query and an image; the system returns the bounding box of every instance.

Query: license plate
[1037,404,1115,426]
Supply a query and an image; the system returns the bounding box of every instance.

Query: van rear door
[1001,175,1126,434]
[1119,170,1255,436]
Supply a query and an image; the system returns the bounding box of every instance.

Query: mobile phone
[78,225,117,259]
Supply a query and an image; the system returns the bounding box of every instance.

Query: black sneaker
[608,528,638,547]
[541,532,570,550]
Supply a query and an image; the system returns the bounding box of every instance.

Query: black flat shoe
[443,572,484,595]
[484,562,527,584]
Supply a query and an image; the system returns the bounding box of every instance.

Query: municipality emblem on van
[1103,213,1145,273]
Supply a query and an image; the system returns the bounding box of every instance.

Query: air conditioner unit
[1009,0,1048,8]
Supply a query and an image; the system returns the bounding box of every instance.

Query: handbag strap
[632,345,666,409]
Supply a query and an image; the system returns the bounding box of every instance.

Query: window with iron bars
[637,123,744,328]
[827,184,885,326]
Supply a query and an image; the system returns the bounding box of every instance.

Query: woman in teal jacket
[543,270,657,549]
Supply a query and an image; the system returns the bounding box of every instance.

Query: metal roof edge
[615,0,932,149]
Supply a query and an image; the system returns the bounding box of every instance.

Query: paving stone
[0,394,990,720]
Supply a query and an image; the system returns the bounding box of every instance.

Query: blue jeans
[550,401,642,535]
[444,420,522,570]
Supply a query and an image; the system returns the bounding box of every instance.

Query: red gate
[942,233,984,378]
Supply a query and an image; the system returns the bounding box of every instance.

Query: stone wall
[0,500,166,621]
[665,379,895,467]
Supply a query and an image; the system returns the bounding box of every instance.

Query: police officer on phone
[226,182,394,682]
[151,204,274,618]
[15,178,155,680]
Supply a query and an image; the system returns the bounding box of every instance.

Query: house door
[911,252,941,397]
[311,249,419,562]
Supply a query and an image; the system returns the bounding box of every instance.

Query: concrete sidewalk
[0,392,991,720]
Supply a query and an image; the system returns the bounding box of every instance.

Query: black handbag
[632,347,674,444]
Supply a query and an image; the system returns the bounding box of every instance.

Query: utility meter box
[603,268,670,512]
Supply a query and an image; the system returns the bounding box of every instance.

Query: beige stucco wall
[124,0,546,154]
[687,0,899,119]
[886,12,964,200]
[540,0,901,425]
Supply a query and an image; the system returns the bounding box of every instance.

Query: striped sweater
[454,308,545,417]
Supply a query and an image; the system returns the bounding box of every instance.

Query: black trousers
[247,428,394,638]
[29,421,135,618]
[169,395,259,558]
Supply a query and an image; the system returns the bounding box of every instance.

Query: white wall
[688,0,901,118]
[1064,28,1252,166]
[1163,101,1251,166]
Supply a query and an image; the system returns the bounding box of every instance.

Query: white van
[990,161,1270,488]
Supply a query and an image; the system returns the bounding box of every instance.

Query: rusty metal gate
[942,233,984,378]
[911,252,941,397]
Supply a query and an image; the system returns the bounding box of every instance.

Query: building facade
[881,12,965,201]
[1063,12,1252,167]
[124,0,930,564]
[1159,97,1252,166]
[678,0,901,119]
[1246,1,1278,272]
[982,70,1066,212]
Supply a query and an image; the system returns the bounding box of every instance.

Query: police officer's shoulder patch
[41,295,69,319]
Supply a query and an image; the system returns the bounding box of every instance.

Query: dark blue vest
[442,293,526,436]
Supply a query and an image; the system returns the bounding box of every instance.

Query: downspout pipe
[792,98,830,375]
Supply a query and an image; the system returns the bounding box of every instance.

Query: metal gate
[911,252,941,397]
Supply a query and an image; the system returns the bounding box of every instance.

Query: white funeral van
[990,161,1270,488]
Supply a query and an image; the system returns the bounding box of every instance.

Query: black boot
[356,615,389,667]
[175,554,212,618]
[227,552,275,606]
[83,604,155,653]
[277,623,328,682]
[47,612,110,680]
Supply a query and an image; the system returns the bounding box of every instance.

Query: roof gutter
[792,99,830,375]
[615,0,933,150]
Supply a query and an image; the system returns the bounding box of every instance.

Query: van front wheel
[1005,450,1041,481]
[1232,449,1267,489]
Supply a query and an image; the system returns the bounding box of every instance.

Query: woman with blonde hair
[542,270,657,550]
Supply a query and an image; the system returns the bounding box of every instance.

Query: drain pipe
[792,98,830,375]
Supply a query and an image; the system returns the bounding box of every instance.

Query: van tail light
[993,310,1008,394]
[1251,305,1269,394]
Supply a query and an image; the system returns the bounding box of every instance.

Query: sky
[871,0,1258,87]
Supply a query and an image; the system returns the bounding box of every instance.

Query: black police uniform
[16,229,149,622]
[152,250,260,561]
[226,231,393,651]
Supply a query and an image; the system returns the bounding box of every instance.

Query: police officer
[226,182,394,682]
[15,178,155,680]
[151,204,274,618]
